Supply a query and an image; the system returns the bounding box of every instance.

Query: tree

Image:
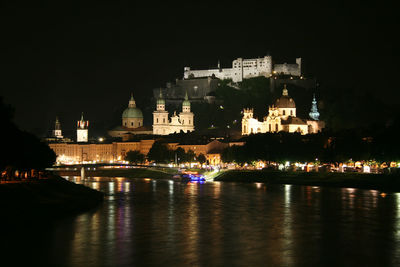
[184,149,196,163]
[147,141,174,163]
[0,97,56,171]
[175,147,186,164]
[197,153,206,166]
[125,150,145,164]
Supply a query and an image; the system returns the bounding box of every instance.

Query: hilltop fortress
[184,56,301,82]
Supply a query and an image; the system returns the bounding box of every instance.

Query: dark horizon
[1,2,399,136]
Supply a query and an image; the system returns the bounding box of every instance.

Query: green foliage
[124,150,145,164]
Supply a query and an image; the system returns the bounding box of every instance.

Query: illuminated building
[77,113,89,142]
[49,140,156,164]
[153,90,194,135]
[184,56,301,82]
[48,139,243,166]
[242,85,325,135]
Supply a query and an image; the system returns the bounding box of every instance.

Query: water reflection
[43,177,400,266]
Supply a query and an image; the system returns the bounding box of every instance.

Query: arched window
[269,124,271,132]
[275,124,278,132]
[290,110,293,116]
[124,122,127,126]
[156,118,159,123]
[189,120,191,124]
[182,120,185,124]
[131,122,134,127]
[283,110,286,115]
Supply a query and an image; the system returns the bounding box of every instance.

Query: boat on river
[173,171,206,182]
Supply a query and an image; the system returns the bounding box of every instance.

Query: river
[3,176,400,266]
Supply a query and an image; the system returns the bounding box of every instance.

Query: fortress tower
[77,112,89,142]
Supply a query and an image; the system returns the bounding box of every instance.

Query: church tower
[153,89,169,135]
[309,94,320,120]
[179,91,195,133]
[53,116,63,139]
[77,112,89,142]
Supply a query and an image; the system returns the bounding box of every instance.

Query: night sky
[1,2,399,136]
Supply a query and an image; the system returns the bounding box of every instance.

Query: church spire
[128,93,136,108]
[282,84,288,96]
[182,90,191,112]
[55,116,61,130]
[156,88,165,109]
[309,94,320,120]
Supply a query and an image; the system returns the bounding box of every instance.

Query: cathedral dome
[122,107,143,118]
[157,88,165,105]
[122,94,143,119]
[157,98,165,105]
[275,85,296,108]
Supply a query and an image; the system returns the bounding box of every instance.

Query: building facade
[49,139,243,166]
[153,90,195,135]
[49,139,156,164]
[242,85,324,135]
[184,56,301,82]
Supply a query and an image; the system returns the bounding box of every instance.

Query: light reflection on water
[6,176,400,266]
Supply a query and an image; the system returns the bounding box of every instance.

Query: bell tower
[53,116,63,138]
[309,94,320,120]
[153,89,169,135]
[77,112,89,142]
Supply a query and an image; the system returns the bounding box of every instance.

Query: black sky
[1,1,399,136]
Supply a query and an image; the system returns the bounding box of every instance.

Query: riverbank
[0,175,104,225]
[54,167,174,179]
[214,170,400,192]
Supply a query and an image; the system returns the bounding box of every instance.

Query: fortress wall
[273,63,301,76]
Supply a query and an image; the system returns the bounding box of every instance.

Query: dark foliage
[0,97,56,170]
[124,150,145,164]
[222,126,400,165]
[147,141,174,163]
